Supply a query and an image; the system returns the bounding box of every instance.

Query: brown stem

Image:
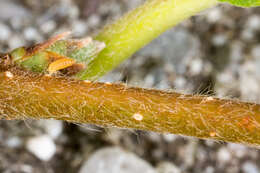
[1,67,260,146]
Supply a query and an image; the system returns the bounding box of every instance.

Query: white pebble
[241,29,254,41]
[212,34,227,46]
[23,27,42,42]
[79,147,156,173]
[230,41,243,62]
[0,23,10,41]
[206,7,222,23]
[227,143,247,158]
[40,20,56,34]
[10,17,24,30]
[246,15,260,31]
[251,45,260,59]
[38,119,63,139]
[156,162,181,173]
[204,166,214,173]
[217,71,233,83]
[217,147,231,164]
[196,147,207,162]
[190,58,203,75]
[6,136,22,148]
[26,135,56,161]
[72,20,88,37]
[163,134,177,143]
[87,14,101,28]
[144,74,155,88]
[8,35,25,49]
[242,161,259,173]
[240,61,259,102]
[147,132,161,142]
[174,77,187,89]
[20,164,33,173]
[205,140,215,147]
[68,6,79,20]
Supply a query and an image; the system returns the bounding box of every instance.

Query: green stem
[77,0,218,80]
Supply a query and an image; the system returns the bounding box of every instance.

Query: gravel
[242,161,260,173]
[0,0,260,172]
[26,135,56,161]
[79,147,157,173]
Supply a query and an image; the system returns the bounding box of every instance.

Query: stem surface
[2,68,260,146]
[77,0,218,80]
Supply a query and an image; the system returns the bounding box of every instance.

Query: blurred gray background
[0,0,260,173]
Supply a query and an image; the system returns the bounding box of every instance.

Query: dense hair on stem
[1,67,260,146]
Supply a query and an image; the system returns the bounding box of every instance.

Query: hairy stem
[1,68,260,146]
[77,0,218,80]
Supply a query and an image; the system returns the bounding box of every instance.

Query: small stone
[103,128,124,144]
[144,74,155,88]
[26,135,56,161]
[38,119,63,139]
[87,14,101,28]
[23,27,42,42]
[156,162,181,173]
[241,29,254,41]
[206,7,222,23]
[139,28,200,75]
[99,71,123,82]
[40,20,57,34]
[189,58,203,75]
[217,71,234,84]
[8,35,26,49]
[174,76,187,89]
[68,6,80,20]
[20,164,33,173]
[205,140,215,147]
[230,41,243,62]
[147,132,161,143]
[182,140,198,167]
[72,20,88,37]
[212,34,227,46]
[98,1,121,18]
[6,136,22,148]
[10,17,26,30]
[152,148,164,160]
[216,67,240,99]
[204,166,214,173]
[227,143,247,158]
[79,147,157,173]
[196,147,207,162]
[217,147,231,164]
[0,23,10,41]
[162,134,177,143]
[239,61,259,102]
[246,15,260,31]
[126,0,143,10]
[242,161,259,173]
[0,1,30,20]
[251,45,260,59]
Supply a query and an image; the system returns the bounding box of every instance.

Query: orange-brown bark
[1,67,260,146]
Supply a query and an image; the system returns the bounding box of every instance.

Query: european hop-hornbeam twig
[1,67,260,146]
[1,0,260,147]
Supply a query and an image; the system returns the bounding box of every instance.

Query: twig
[1,67,260,146]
